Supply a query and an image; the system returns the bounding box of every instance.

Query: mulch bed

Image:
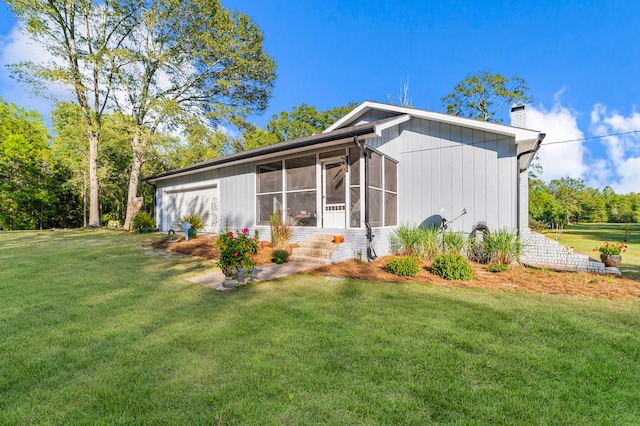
[151,236,640,299]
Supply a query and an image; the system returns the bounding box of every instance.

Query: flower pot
[222,266,240,288]
[600,254,622,267]
[188,229,197,239]
[140,226,150,234]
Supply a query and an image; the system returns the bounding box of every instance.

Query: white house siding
[155,163,255,232]
[367,117,518,234]
[354,109,402,126]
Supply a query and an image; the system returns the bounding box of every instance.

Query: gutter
[516,133,546,234]
[353,135,377,262]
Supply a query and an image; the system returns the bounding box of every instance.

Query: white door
[164,184,219,233]
[322,160,346,228]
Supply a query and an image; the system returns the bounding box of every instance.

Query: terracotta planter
[600,254,622,267]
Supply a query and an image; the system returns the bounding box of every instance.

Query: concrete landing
[187,262,318,290]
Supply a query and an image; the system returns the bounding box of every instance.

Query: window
[349,147,361,227]
[367,149,397,227]
[256,162,283,226]
[256,155,317,227]
[257,162,282,193]
[285,155,316,226]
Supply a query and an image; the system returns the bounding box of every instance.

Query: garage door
[164,184,219,233]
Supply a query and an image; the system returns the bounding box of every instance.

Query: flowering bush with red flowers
[594,241,627,256]
[216,227,259,279]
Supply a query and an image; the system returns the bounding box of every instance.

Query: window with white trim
[367,150,397,227]
[256,155,317,226]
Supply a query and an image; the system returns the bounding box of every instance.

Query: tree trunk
[123,133,143,230]
[88,131,100,227]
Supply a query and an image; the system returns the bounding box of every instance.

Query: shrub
[385,256,421,277]
[132,211,156,232]
[177,212,205,231]
[484,228,524,265]
[487,263,509,273]
[529,217,547,233]
[271,249,289,264]
[443,230,466,255]
[431,254,474,280]
[270,209,292,250]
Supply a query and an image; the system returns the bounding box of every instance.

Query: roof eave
[145,125,381,183]
[326,100,541,143]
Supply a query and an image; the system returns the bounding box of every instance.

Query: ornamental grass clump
[270,209,292,250]
[431,254,474,281]
[483,228,524,266]
[594,242,627,255]
[385,256,421,277]
[391,224,422,256]
[216,228,259,279]
[390,224,440,259]
[443,230,466,255]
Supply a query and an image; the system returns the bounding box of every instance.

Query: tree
[0,98,78,229]
[108,0,276,229]
[236,103,357,151]
[6,0,141,226]
[441,70,534,123]
[387,76,412,107]
[52,101,163,225]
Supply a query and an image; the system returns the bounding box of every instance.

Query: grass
[1,229,640,424]
[544,223,640,280]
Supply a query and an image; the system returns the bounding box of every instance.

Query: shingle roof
[145,115,400,182]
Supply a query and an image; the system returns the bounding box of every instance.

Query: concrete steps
[290,234,338,264]
[521,229,620,276]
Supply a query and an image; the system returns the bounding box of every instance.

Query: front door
[322,160,346,228]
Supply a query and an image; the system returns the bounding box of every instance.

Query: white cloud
[590,104,640,194]
[0,25,67,118]
[527,102,588,181]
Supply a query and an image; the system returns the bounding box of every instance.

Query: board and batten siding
[367,117,518,233]
[353,109,402,126]
[155,162,256,232]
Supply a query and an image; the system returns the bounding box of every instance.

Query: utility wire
[541,130,640,146]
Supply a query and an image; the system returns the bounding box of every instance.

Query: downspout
[516,133,546,235]
[353,136,377,261]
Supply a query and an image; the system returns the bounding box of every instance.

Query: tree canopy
[0,98,80,229]
[441,70,534,123]
[6,0,276,229]
[235,103,357,151]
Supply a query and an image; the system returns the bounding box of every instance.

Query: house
[147,101,551,264]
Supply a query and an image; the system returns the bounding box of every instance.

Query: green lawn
[1,230,639,424]
[543,223,640,280]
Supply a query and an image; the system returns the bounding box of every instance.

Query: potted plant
[216,228,259,287]
[594,241,627,267]
[177,212,205,239]
[132,211,156,233]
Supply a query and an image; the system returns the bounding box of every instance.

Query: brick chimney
[510,105,527,128]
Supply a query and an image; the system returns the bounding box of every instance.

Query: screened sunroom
[255,145,397,230]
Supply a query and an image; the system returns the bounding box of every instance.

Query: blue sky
[1,0,639,193]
